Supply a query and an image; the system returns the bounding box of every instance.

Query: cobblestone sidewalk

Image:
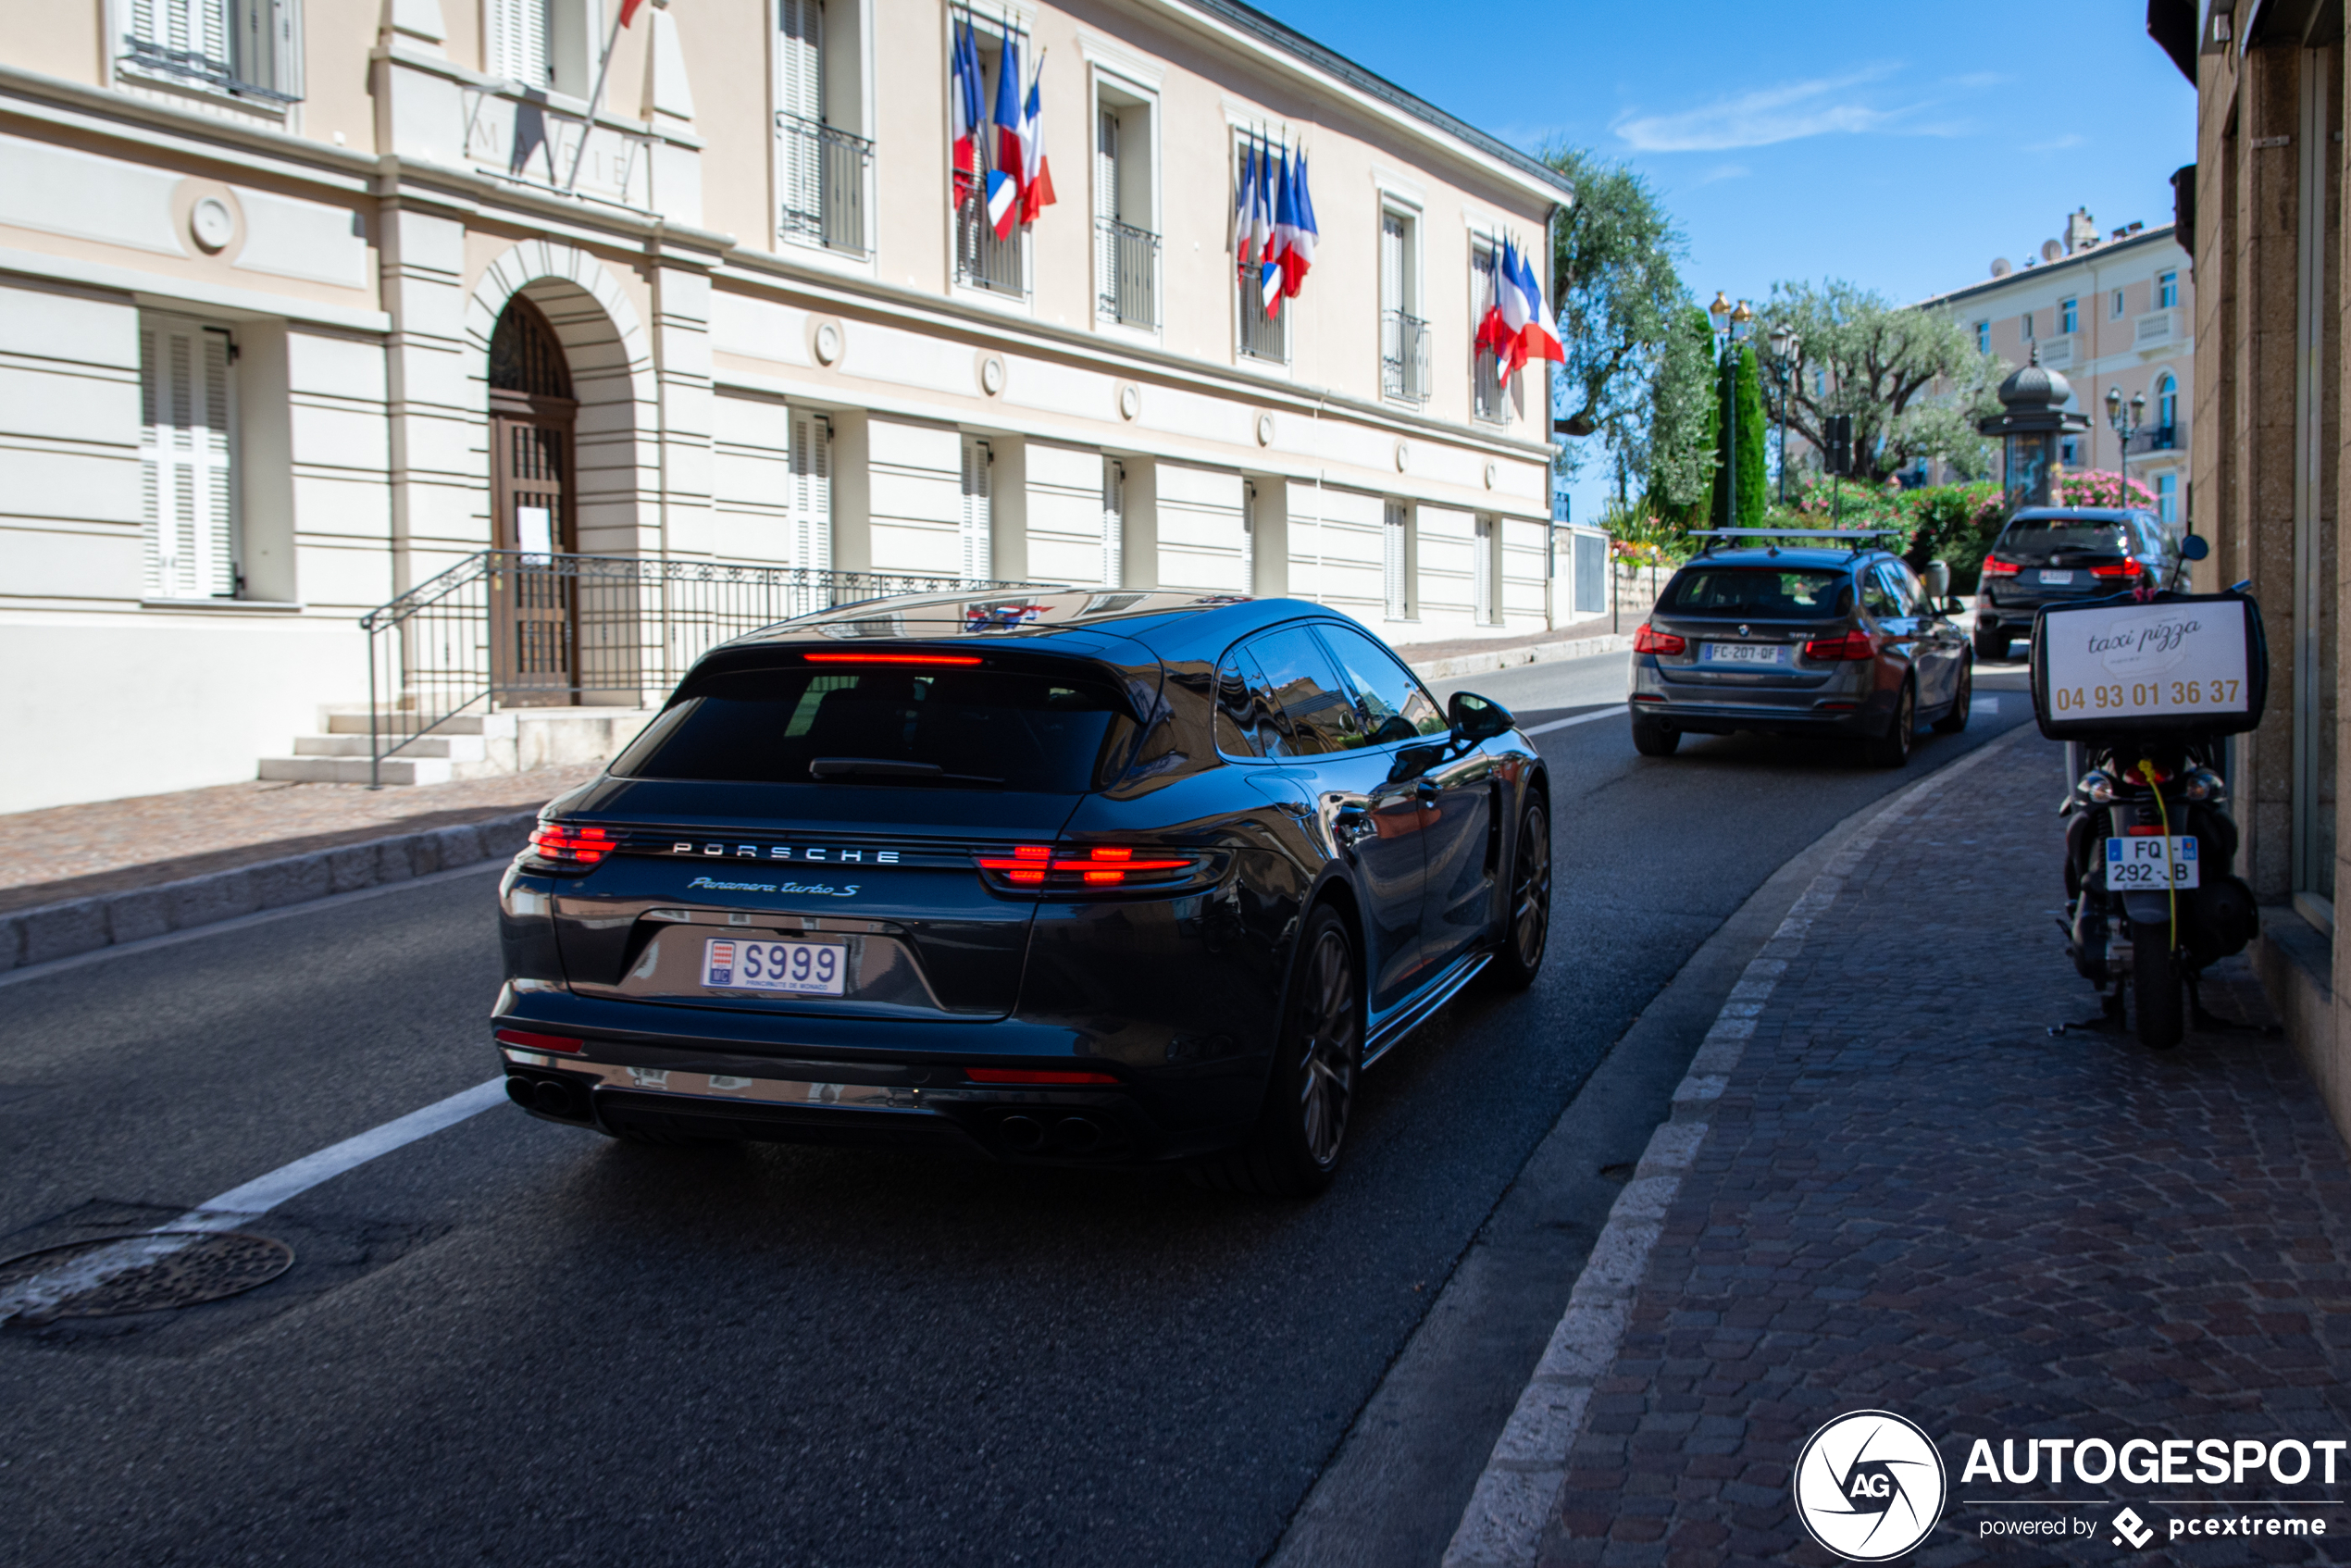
[1537,731,2351,1566]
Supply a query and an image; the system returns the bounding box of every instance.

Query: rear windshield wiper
[808,757,1006,786]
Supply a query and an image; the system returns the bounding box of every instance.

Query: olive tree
[1758,280,2002,484]
[1541,146,1687,482]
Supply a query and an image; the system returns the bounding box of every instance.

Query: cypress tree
[1710,342,1769,529]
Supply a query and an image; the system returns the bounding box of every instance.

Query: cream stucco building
[1918,212,2193,516]
[0,0,1573,813]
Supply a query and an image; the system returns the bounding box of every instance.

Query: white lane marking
[0,1077,505,1323]
[0,858,508,990]
[1523,708,1626,737]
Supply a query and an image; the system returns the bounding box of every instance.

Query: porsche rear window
[1661,568,1852,617]
[612,666,1127,790]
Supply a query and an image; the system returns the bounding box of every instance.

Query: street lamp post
[1709,292,1754,527]
[1767,323,1801,505]
[2106,385,2147,510]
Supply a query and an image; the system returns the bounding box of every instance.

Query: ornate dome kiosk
[1980,347,2092,508]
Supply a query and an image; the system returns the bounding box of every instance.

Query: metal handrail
[954,189,1026,295]
[360,551,1061,787]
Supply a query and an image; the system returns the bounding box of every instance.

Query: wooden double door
[489,388,578,705]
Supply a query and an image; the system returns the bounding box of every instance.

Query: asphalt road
[0,652,2040,1568]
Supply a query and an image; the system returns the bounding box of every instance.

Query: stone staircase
[258,704,661,786]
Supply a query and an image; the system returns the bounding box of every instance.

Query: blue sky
[1254,0,2197,517]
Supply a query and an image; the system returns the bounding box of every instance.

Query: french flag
[950,19,984,209]
[1498,237,1534,372]
[1512,242,1564,367]
[987,31,1024,238]
[1016,58,1056,223]
[1234,138,1260,267]
[1281,154,1317,298]
[1248,140,1276,282]
[1475,243,1510,362]
[1266,143,1298,291]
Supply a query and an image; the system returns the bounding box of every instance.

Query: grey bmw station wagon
[1625,531,1973,767]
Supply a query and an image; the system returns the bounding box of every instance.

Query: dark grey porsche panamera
[492,590,1551,1195]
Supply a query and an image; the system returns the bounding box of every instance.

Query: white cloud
[1611,66,1954,153]
[1694,163,1751,185]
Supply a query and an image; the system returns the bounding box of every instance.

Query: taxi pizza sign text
[2044,601,2250,721]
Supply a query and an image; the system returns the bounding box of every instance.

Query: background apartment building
[0,0,1573,813]
[1918,213,2192,520]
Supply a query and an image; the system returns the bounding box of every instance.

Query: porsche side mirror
[1449,691,1514,744]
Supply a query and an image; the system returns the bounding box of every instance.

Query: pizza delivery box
[2030,591,2268,743]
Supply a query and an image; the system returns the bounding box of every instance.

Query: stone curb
[1404,633,1631,683]
[1437,722,2035,1568]
[0,811,540,974]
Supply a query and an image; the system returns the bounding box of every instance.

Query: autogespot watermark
[1792,1413,2347,1561]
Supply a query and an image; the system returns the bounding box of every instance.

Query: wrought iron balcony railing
[1474,348,1510,424]
[1238,275,1286,363]
[776,114,874,257]
[954,189,1026,296]
[1096,218,1161,330]
[2125,424,2181,455]
[1382,309,1432,404]
[120,35,299,102]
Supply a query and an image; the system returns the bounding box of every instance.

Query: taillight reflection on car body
[528,823,613,867]
[1802,629,1878,662]
[1631,623,1686,655]
[974,843,1200,891]
[1981,556,2021,577]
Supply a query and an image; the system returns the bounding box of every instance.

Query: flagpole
[564,0,635,194]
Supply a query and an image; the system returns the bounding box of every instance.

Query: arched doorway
[488,296,578,704]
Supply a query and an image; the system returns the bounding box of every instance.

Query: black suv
[1973,507,2183,661]
[492,591,1552,1196]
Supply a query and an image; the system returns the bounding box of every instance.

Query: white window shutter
[1241,481,1256,594]
[1101,459,1124,588]
[1381,214,1406,315]
[790,411,832,571]
[776,0,824,235]
[491,0,550,85]
[141,316,238,600]
[961,437,991,582]
[1383,501,1407,619]
[1474,516,1495,624]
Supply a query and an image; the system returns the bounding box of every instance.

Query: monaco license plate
[1701,642,1785,666]
[2106,836,2200,890]
[703,937,847,995]
[2039,569,2075,585]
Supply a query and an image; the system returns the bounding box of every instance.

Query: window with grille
[1380,210,1427,404]
[1383,501,1411,620]
[1095,97,1160,330]
[776,0,872,255]
[140,314,240,601]
[960,437,992,582]
[1101,459,1125,588]
[790,412,832,571]
[2158,271,2179,309]
[1235,142,1286,363]
[2060,298,2077,334]
[1472,243,1507,423]
[122,0,301,102]
[953,22,1027,295]
[1975,320,1989,354]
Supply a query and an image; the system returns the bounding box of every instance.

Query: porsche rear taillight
[527,823,613,867]
[974,843,1200,892]
[2089,559,2146,579]
[1981,556,2022,577]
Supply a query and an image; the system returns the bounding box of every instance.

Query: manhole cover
[0,1231,294,1325]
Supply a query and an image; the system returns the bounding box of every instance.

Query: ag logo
[1792,1410,1947,1562]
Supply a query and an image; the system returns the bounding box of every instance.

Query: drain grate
[0,1231,294,1325]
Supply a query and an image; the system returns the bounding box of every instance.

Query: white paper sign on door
[516,504,554,561]
[2042,599,2249,721]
